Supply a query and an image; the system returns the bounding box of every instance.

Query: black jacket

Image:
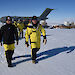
[0,24,18,44]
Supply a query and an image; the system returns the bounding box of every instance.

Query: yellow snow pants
[3,43,15,51]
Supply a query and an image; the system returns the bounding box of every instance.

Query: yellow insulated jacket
[13,21,17,27]
[25,24,46,48]
[17,22,24,32]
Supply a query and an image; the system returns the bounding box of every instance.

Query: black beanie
[32,16,37,20]
[6,16,12,21]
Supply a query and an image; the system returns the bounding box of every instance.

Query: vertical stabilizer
[39,8,54,20]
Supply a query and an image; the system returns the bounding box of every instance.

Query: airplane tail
[39,8,54,20]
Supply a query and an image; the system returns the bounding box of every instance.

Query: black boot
[7,59,13,67]
[5,50,14,67]
[32,48,37,64]
[32,60,36,64]
[11,50,14,60]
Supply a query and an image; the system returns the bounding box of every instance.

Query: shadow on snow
[13,46,75,66]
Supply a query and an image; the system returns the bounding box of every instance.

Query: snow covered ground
[0,29,75,75]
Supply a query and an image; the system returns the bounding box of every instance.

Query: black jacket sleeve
[14,26,18,41]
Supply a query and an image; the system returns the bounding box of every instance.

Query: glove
[43,39,47,45]
[25,42,29,47]
[43,36,47,45]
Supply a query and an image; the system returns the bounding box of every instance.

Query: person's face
[6,20,12,24]
[32,20,37,24]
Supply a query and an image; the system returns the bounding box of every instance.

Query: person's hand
[16,41,18,45]
[25,42,29,47]
[43,39,47,45]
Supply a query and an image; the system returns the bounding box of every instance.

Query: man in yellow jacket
[25,16,47,64]
[13,19,24,38]
[17,20,24,38]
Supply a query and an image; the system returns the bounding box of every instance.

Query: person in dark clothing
[0,16,18,67]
